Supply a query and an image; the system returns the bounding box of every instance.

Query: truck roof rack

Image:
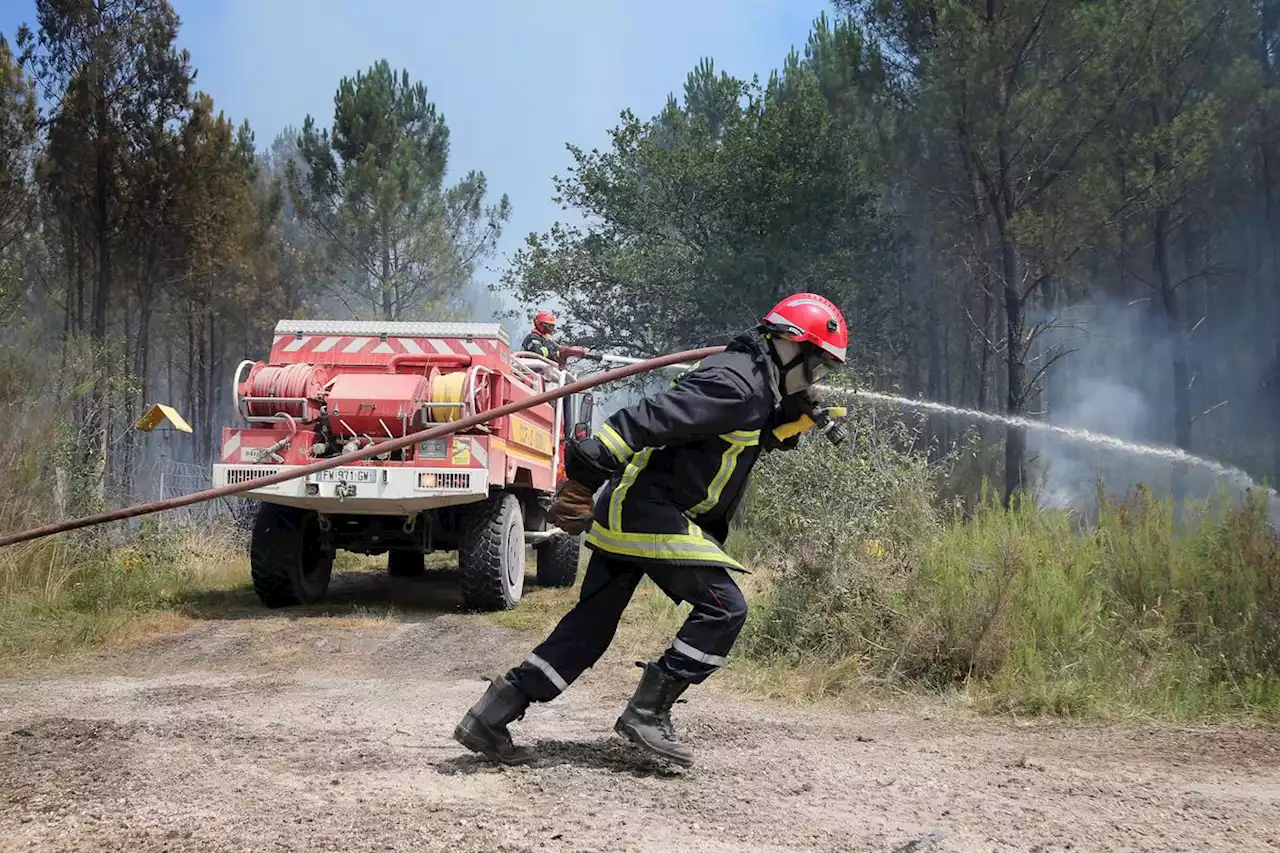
[273,320,509,344]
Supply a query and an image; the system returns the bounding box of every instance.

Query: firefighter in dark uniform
[521,310,560,362]
[454,293,849,767]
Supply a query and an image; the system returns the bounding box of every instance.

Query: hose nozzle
[815,406,849,445]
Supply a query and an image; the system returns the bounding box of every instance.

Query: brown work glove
[548,479,596,534]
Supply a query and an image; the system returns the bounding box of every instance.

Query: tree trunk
[1274,260,1280,491]
[944,318,953,407]
[961,305,974,407]
[186,308,196,464]
[978,276,995,413]
[1001,233,1027,506]
[166,335,179,463]
[196,306,209,463]
[133,246,158,407]
[960,144,996,413]
[84,81,113,510]
[74,232,85,336]
[1258,0,1280,490]
[928,298,945,450]
[1181,223,1205,449]
[381,242,394,320]
[1153,202,1192,507]
[205,306,217,462]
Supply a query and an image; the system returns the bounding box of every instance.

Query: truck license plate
[316,469,377,484]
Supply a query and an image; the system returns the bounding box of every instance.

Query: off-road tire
[458,492,525,611]
[535,533,581,587]
[250,503,333,608]
[387,549,426,578]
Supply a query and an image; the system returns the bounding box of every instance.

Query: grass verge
[0,520,250,674]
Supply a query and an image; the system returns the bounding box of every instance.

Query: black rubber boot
[614,661,695,767]
[453,677,536,765]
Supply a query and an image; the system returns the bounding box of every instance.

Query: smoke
[453,280,509,333]
[1029,293,1273,514]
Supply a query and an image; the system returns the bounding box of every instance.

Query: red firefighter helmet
[762,293,848,364]
[534,310,557,335]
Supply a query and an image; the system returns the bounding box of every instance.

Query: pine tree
[290,60,511,321]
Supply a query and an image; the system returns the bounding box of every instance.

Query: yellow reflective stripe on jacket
[686,442,747,516]
[722,429,760,446]
[608,446,655,531]
[594,423,634,463]
[585,521,745,570]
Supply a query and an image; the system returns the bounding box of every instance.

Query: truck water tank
[324,373,432,437]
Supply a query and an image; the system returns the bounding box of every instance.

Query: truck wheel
[535,533,581,588]
[458,492,525,611]
[250,503,333,608]
[387,549,426,578]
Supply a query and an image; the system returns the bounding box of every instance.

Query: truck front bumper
[211,464,490,515]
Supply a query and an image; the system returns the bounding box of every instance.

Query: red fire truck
[211,320,595,612]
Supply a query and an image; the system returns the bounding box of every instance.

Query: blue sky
[1,0,828,313]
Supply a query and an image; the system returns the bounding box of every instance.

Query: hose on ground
[0,346,726,549]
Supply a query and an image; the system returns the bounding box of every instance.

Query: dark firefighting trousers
[506,551,748,701]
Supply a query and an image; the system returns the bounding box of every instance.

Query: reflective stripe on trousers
[505,552,749,702]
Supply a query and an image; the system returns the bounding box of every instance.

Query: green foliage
[733,408,950,665]
[737,435,1280,720]
[291,60,511,320]
[500,50,900,366]
[0,34,36,321]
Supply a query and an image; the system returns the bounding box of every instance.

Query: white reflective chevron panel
[273,319,508,344]
[221,432,242,461]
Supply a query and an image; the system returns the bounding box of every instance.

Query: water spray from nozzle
[818,385,1279,505]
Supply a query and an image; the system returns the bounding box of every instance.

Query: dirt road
[1,567,1278,852]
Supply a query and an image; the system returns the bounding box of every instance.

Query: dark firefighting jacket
[567,329,808,572]
[521,331,560,362]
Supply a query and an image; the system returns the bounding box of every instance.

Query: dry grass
[0,523,249,674]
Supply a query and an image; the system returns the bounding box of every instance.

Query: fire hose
[0,346,727,549]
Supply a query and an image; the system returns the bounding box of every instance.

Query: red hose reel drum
[241,362,331,420]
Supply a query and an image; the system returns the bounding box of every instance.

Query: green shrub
[733,406,1280,721]
[732,407,948,667]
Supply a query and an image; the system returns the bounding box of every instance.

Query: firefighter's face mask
[771,337,834,394]
[539,322,556,339]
